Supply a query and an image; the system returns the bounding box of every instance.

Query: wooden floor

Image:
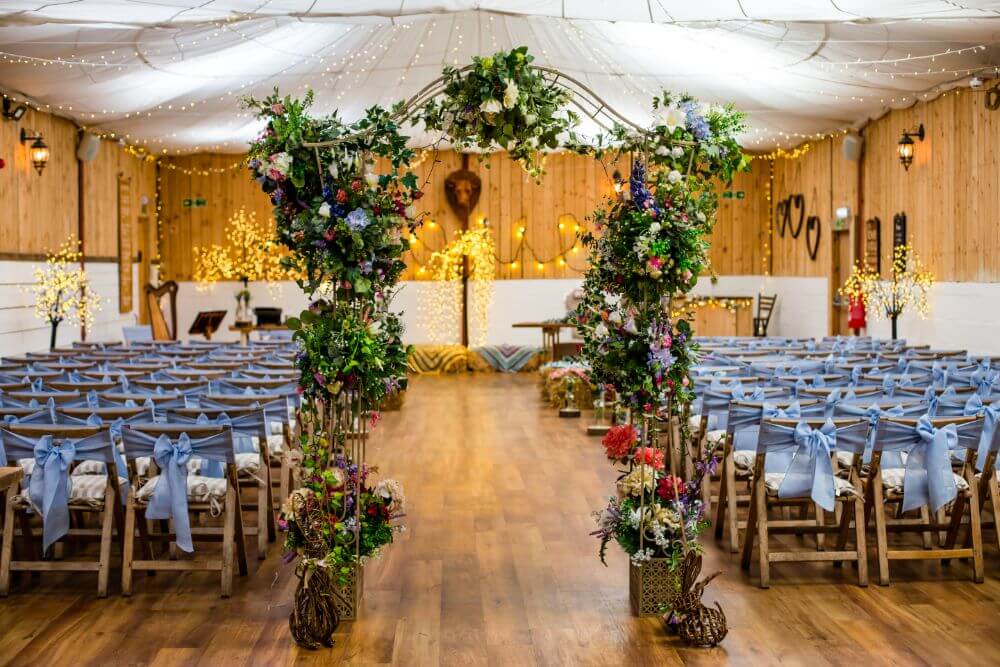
[2,373,1000,666]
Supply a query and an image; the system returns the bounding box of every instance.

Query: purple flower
[346,208,369,231]
[313,372,325,385]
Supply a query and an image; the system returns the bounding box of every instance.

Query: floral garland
[417,46,578,180]
[576,92,746,570]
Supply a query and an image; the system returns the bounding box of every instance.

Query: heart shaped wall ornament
[805,215,821,260]
[788,194,805,239]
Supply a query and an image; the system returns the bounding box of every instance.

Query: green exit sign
[722,190,745,200]
[182,198,207,208]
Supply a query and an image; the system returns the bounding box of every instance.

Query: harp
[144,281,178,341]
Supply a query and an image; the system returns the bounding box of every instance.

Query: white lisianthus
[318,202,331,218]
[480,98,502,115]
[649,222,661,234]
[594,322,610,339]
[671,146,684,158]
[269,152,292,176]
[503,80,520,109]
[328,162,339,179]
[364,172,379,188]
[655,145,670,156]
[659,105,686,133]
[667,170,683,184]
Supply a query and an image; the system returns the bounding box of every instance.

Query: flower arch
[242,45,746,647]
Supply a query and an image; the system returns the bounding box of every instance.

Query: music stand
[188,311,227,341]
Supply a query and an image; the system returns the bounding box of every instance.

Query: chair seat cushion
[136,474,227,504]
[765,473,857,498]
[135,456,204,477]
[235,452,260,474]
[706,429,727,448]
[73,460,108,475]
[267,434,285,455]
[882,468,969,494]
[734,451,754,471]
[68,474,128,504]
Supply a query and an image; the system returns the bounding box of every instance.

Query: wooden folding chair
[740,417,870,588]
[0,424,124,597]
[865,415,985,585]
[120,424,248,597]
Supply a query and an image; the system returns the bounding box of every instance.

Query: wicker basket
[333,565,363,621]
[629,558,679,617]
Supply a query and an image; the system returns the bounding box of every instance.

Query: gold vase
[333,564,363,621]
[629,558,679,617]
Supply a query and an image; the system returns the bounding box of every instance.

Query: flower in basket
[602,423,638,461]
[617,465,657,498]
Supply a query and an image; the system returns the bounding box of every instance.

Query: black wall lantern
[897,123,924,171]
[20,128,49,175]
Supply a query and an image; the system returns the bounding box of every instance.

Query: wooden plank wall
[0,107,79,256]
[710,165,769,275]
[862,88,1000,282]
[81,140,157,259]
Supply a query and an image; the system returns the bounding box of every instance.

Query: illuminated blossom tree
[27,240,101,348]
[839,243,934,340]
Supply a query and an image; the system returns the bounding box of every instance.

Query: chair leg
[967,482,985,584]
[990,474,1000,551]
[97,492,115,598]
[714,441,730,541]
[0,487,16,596]
[740,484,758,573]
[228,468,249,577]
[122,495,136,597]
[725,450,739,553]
[872,479,890,586]
[221,484,236,598]
[853,497,868,587]
[815,504,826,551]
[755,482,771,589]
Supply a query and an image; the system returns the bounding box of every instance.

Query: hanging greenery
[417,46,578,180]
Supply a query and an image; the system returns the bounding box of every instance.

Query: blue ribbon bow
[30,435,76,551]
[147,433,195,552]
[778,421,838,511]
[904,416,959,513]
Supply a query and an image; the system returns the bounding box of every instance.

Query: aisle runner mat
[469,345,542,373]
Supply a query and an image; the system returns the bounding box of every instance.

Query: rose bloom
[657,475,686,501]
[602,424,638,460]
[633,446,665,471]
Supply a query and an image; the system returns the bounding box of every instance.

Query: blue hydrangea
[346,208,369,231]
[683,101,711,141]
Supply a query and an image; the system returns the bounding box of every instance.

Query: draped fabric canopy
[0,1,997,151]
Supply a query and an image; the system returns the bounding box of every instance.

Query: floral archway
[242,45,745,648]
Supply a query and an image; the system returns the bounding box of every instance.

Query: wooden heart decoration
[788,194,805,239]
[775,197,790,237]
[805,215,821,260]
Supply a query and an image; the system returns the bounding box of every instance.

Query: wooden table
[512,321,577,362]
[228,323,289,346]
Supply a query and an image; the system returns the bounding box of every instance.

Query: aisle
[1,374,998,666]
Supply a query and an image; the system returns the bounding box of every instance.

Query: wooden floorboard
[1,373,999,666]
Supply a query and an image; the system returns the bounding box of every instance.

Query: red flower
[602,424,638,460]
[411,190,424,200]
[634,447,665,471]
[336,189,348,203]
[657,475,686,501]
[350,179,363,192]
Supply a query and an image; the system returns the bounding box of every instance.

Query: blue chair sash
[121,427,236,552]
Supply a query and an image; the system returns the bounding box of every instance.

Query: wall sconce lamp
[20,128,49,175]
[2,99,27,121]
[897,123,924,171]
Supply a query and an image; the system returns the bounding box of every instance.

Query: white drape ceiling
[0,1,998,151]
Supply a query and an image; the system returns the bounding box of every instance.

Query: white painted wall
[3,265,996,355]
[0,260,139,357]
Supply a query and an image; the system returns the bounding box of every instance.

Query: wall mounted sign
[117,173,133,314]
[864,217,882,273]
[892,212,907,249]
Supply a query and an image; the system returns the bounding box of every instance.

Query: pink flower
[271,102,285,114]
[648,257,663,270]
[657,475,686,501]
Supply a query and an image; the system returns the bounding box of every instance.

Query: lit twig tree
[839,243,934,340]
[27,240,102,348]
[193,208,297,322]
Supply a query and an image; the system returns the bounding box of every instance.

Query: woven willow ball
[678,602,728,648]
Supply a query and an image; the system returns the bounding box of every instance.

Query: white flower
[405,204,417,219]
[696,211,707,222]
[667,170,683,184]
[617,465,657,498]
[608,311,622,325]
[594,322,610,339]
[603,292,621,308]
[318,202,331,218]
[364,172,379,188]
[480,98,502,115]
[624,317,639,334]
[659,105,686,133]
[648,222,661,234]
[527,136,539,149]
[328,162,339,179]
[655,145,670,156]
[269,151,292,176]
[503,80,520,109]
[524,113,537,126]
[671,146,684,159]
